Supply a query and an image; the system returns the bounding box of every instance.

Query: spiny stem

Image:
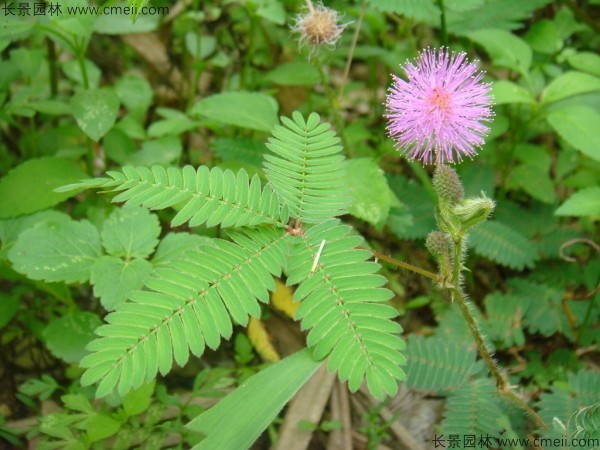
[364,249,442,284]
[450,237,548,430]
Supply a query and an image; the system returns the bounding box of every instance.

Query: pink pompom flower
[385,48,493,165]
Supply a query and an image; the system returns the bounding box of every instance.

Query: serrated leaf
[8,218,102,283]
[189,92,279,132]
[91,256,153,311]
[469,221,539,270]
[0,157,87,219]
[546,106,600,162]
[555,187,600,217]
[346,158,396,227]
[101,206,160,258]
[43,311,102,364]
[71,88,120,141]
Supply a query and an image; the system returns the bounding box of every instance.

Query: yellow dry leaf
[270,278,299,318]
[247,317,280,362]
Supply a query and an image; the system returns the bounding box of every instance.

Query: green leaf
[546,106,600,162]
[346,158,396,227]
[567,52,600,77]
[43,311,102,364]
[369,0,438,21]
[265,62,320,86]
[525,19,562,55]
[101,207,160,259]
[212,138,266,167]
[185,33,217,59]
[469,221,539,270]
[0,291,20,329]
[62,59,101,88]
[152,232,215,267]
[71,88,120,141]
[115,74,153,115]
[8,218,102,283]
[555,187,600,217]
[147,108,200,138]
[189,92,279,132]
[187,349,322,450]
[125,135,182,166]
[507,164,556,204]
[468,29,531,75]
[542,71,600,105]
[386,175,436,240]
[256,0,286,25]
[263,112,348,223]
[0,157,87,219]
[405,335,481,393]
[442,378,504,438]
[122,381,155,417]
[86,414,121,442]
[91,256,153,311]
[94,10,161,34]
[491,80,535,105]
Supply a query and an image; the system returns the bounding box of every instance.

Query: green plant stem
[338,0,366,101]
[46,38,58,97]
[436,0,448,46]
[315,64,351,156]
[365,248,443,284]
[449,236,548,430]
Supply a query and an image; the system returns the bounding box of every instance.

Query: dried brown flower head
[292,2,346,52]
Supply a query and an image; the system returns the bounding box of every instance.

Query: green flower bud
[426,231,450,258]
[433,165,464,204]
[452,195,495,231]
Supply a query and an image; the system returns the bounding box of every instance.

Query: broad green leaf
[101,207,160,259]
[71,88,120,141]
[62,59,101,88]
[546,106,600,162]
[147,108,200,137]
[152,232,215,267]
[8,218,102,283]
[265,62,320,86]
[185,32,217,59]
[257,0,286,24]
[94,10,161,34]
[115,74,153,115]
[122,381,156,417]
[508,164,556,204]
[542,72,600,105]
[189,92,279,132]
[10,48,43,78]
[567,52,600,77]
[43,311,102,364]
[555,187,600,217]
[0,158,87,219]
[125,135,182,166]
[0,291,20,329]
[90,256,153,311]
[468,29,531,75]
[187,348,322,450]
[346,158,396,227]
[444,0,484,12]
[86,414,121,443]
[524,19,562,55]
[491,80,535,105]
[369,0,438,21]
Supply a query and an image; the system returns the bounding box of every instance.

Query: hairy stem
[304,0,314,13]
[450,236,548,430]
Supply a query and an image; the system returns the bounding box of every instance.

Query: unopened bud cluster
[428,165,494,289]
